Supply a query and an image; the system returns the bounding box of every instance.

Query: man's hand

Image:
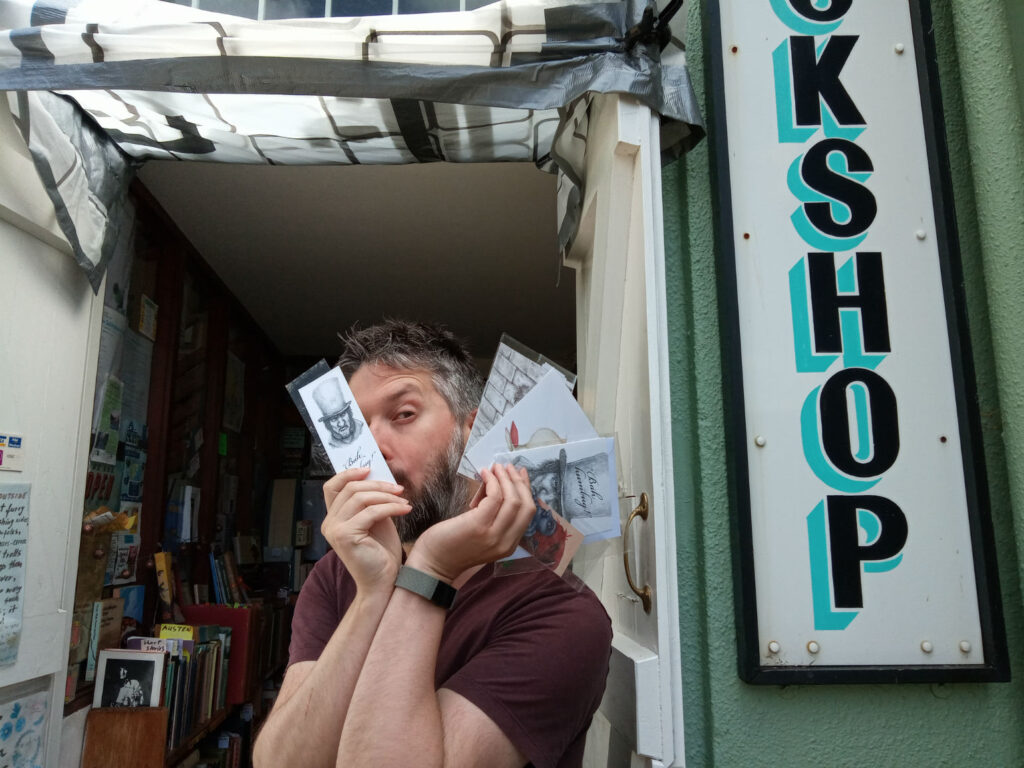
[321,467,410,594]
[406,464,536,584]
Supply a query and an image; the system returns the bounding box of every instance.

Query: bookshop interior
[64,157,574,768]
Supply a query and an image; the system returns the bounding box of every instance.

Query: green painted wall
[1008,0,1024,107]
[662,1,1024,765]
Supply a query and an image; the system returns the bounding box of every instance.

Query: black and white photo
[92,649,164,709]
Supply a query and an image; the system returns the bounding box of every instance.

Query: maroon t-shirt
[289,552,612,768]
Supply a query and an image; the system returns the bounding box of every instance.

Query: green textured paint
[1008,0,1024,107]
[661,1,1024,765]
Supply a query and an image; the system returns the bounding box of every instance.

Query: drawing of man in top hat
[313,377,364,447]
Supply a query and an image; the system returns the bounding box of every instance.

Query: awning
[0,0,703,290]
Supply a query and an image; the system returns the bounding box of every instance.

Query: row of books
[209,548,249,605]
[154,547,252,626]
[128,622,233,751]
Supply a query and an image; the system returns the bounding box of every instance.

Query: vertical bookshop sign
[709,0,1008,682]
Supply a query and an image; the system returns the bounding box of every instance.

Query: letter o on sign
[819,367,900,478]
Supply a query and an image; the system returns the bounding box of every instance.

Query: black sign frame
[706,0,1010,684]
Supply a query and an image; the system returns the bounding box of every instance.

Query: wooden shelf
[165,706,229,767]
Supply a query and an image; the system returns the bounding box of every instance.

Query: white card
[494,436,620,543]
[297,367,394,483]
[461,369,597,479]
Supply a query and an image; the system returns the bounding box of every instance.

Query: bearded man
[253,320,611,768]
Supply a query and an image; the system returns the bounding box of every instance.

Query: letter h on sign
[789,251,890,373]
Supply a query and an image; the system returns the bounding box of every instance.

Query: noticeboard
[708,0,1009,683]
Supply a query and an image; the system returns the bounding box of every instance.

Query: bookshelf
[69,182,294,768]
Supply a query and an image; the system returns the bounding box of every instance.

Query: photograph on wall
[93,649,164,708]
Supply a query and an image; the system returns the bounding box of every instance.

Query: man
[113,666,144,707]
[254,320,611,768]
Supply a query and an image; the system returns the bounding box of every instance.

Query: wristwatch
[394,565,457,609]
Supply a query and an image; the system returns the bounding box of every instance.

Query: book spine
[84,601,102,682]
[222,551,242,605]
[154,551,175,620]
[209,551,223,604]
[216,557,231,604]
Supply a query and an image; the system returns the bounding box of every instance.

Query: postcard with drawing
[296,366,394,483]
[494,436,620,543]
[460,369,596,479]
[460,335,575,475]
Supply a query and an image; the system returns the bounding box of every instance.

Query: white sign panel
[711,0,1007,681]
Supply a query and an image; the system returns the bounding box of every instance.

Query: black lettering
[820,368,899,477]
[808,251,890,353]
[787,0,852,22]
[791,36,864,127]
[801,138,877,237]
[827,494,907,608]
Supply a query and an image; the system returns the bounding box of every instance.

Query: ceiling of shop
[137,160,576,368]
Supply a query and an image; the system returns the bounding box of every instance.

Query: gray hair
[337,319,483,424]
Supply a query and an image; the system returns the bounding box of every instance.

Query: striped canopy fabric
[0,0,703,289]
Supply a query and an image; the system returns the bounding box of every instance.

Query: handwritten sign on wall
[0,485,29,666]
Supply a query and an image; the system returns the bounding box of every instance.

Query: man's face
[348,363,474,541]
[325,409,355,442]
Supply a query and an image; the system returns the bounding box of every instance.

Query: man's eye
[395,410,415,420]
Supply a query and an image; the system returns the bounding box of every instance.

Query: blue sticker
[8,437,20,449]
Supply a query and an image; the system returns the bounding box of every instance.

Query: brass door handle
[623,492,653,613]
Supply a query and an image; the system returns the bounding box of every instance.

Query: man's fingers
[327,480,405,517]
[321,468,401,505]
[346,500,412,532]
[492,463,517,516]
[331,489,409,517]
[322,466,370,507]
[512,467,536,525]
[323,466,371,495]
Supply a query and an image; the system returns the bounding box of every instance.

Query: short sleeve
[288,554,348,666]
[441,589,612,768]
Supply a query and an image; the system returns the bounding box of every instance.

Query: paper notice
[0,683,49,767]
[0,484,30,666]
[0,434,25,473]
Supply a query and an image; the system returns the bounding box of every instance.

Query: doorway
[135,160,577,367]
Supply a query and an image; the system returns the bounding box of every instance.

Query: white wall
[0,99,102,768]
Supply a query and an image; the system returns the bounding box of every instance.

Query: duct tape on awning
[0,0,703,290]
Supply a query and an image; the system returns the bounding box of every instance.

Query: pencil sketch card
[494,436,620,543]
[289,363,394,483]
[460,335,575,476]
[461,369,596,479]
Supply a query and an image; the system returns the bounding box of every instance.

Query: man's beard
[393,427,474,543]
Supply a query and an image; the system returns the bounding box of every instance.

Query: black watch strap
[394,565,457,609]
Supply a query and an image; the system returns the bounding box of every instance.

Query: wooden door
[565,93,685,768]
